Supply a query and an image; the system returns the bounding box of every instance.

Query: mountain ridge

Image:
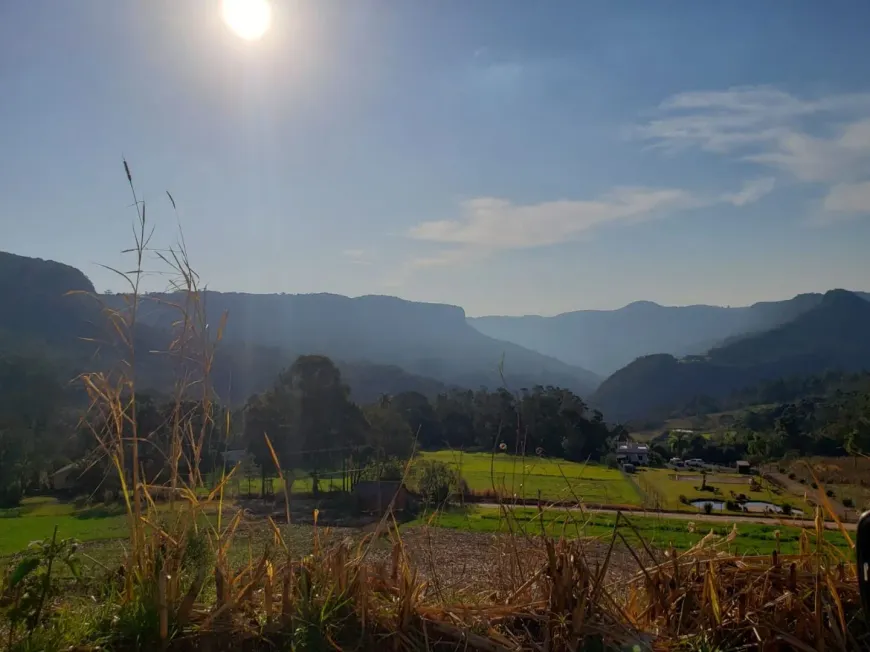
[469,291,870,375]
[0,251,600,403]
[114,288,600,394]
[592,289,870,421]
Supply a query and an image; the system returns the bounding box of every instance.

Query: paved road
[476,502,857,531]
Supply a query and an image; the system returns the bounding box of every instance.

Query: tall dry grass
[49,162,870,650]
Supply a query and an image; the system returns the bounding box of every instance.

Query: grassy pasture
[416,505,852,555]
[419,450,642,505]
[0,497,129,557]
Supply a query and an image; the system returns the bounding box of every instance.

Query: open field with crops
[419,450,641,505]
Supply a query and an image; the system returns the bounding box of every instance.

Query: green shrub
[825,489,835,498]
[3,531,83,640]
[843,497,855,508]
[788,472,797,480]
[781,503,793,516]
[725,500,740,511]
[678,494,689,505]
[702,502,714,515]
[411,460,458,506]
[648,451,665,468]
[604,453,619,470]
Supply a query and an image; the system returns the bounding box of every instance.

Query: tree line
[655,383,870,466]
[239,355,625,494]
[0,352,626,506]
[10,348,866,510]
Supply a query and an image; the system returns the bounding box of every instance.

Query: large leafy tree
[243,355,368,494]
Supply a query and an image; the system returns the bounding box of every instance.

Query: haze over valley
[4,249,869,425]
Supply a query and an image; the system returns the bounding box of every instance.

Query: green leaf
[64,557,82,580]
[9,558,39,587]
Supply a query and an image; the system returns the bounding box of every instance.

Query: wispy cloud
[406,181,767,267]
[636,86,870,220]
[404,86,869,274]
[409,188,694,250]
[720,177,776,206]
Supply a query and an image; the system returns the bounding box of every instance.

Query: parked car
[686,458,705,468]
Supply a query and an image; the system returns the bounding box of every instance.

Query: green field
[0,497,130,556]
[3,495,850,570]
[419,451,641,505]
[633,468,812,513]
[416,506,852,555]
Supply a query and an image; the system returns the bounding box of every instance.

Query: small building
[353,481,410,513]
[736,460,751,475]
[615,442,650,466]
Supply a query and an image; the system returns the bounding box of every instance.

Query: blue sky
[2,1,870,316]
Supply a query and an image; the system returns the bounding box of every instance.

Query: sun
[221,0,272,41]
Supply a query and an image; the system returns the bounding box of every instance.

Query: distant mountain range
[0,251,598,404]
[592,289,870,420]
[4,249,870,420]
[108,290,601,395]
[469,292,870,376]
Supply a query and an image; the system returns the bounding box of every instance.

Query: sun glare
[221,0,272,41]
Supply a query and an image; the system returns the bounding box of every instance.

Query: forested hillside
[105,290,601,394]
[468,292,870,375]
[595,290,870,420]
[0,251,596,406]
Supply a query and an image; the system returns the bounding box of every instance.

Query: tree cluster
[660,383,870,465]
[239,355,624,496]
[0,352,628,507]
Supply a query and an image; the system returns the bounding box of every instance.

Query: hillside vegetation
[594,289,870,421]
[108,290,601,394]
[469,292,868,375]
[0,250,600,403]
[3,251,592,404]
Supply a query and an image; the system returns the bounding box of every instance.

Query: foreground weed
[0,527,82,646]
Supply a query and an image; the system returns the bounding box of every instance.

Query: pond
[690,499,803,515]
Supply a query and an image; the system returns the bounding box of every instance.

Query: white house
[615,442,650,466]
